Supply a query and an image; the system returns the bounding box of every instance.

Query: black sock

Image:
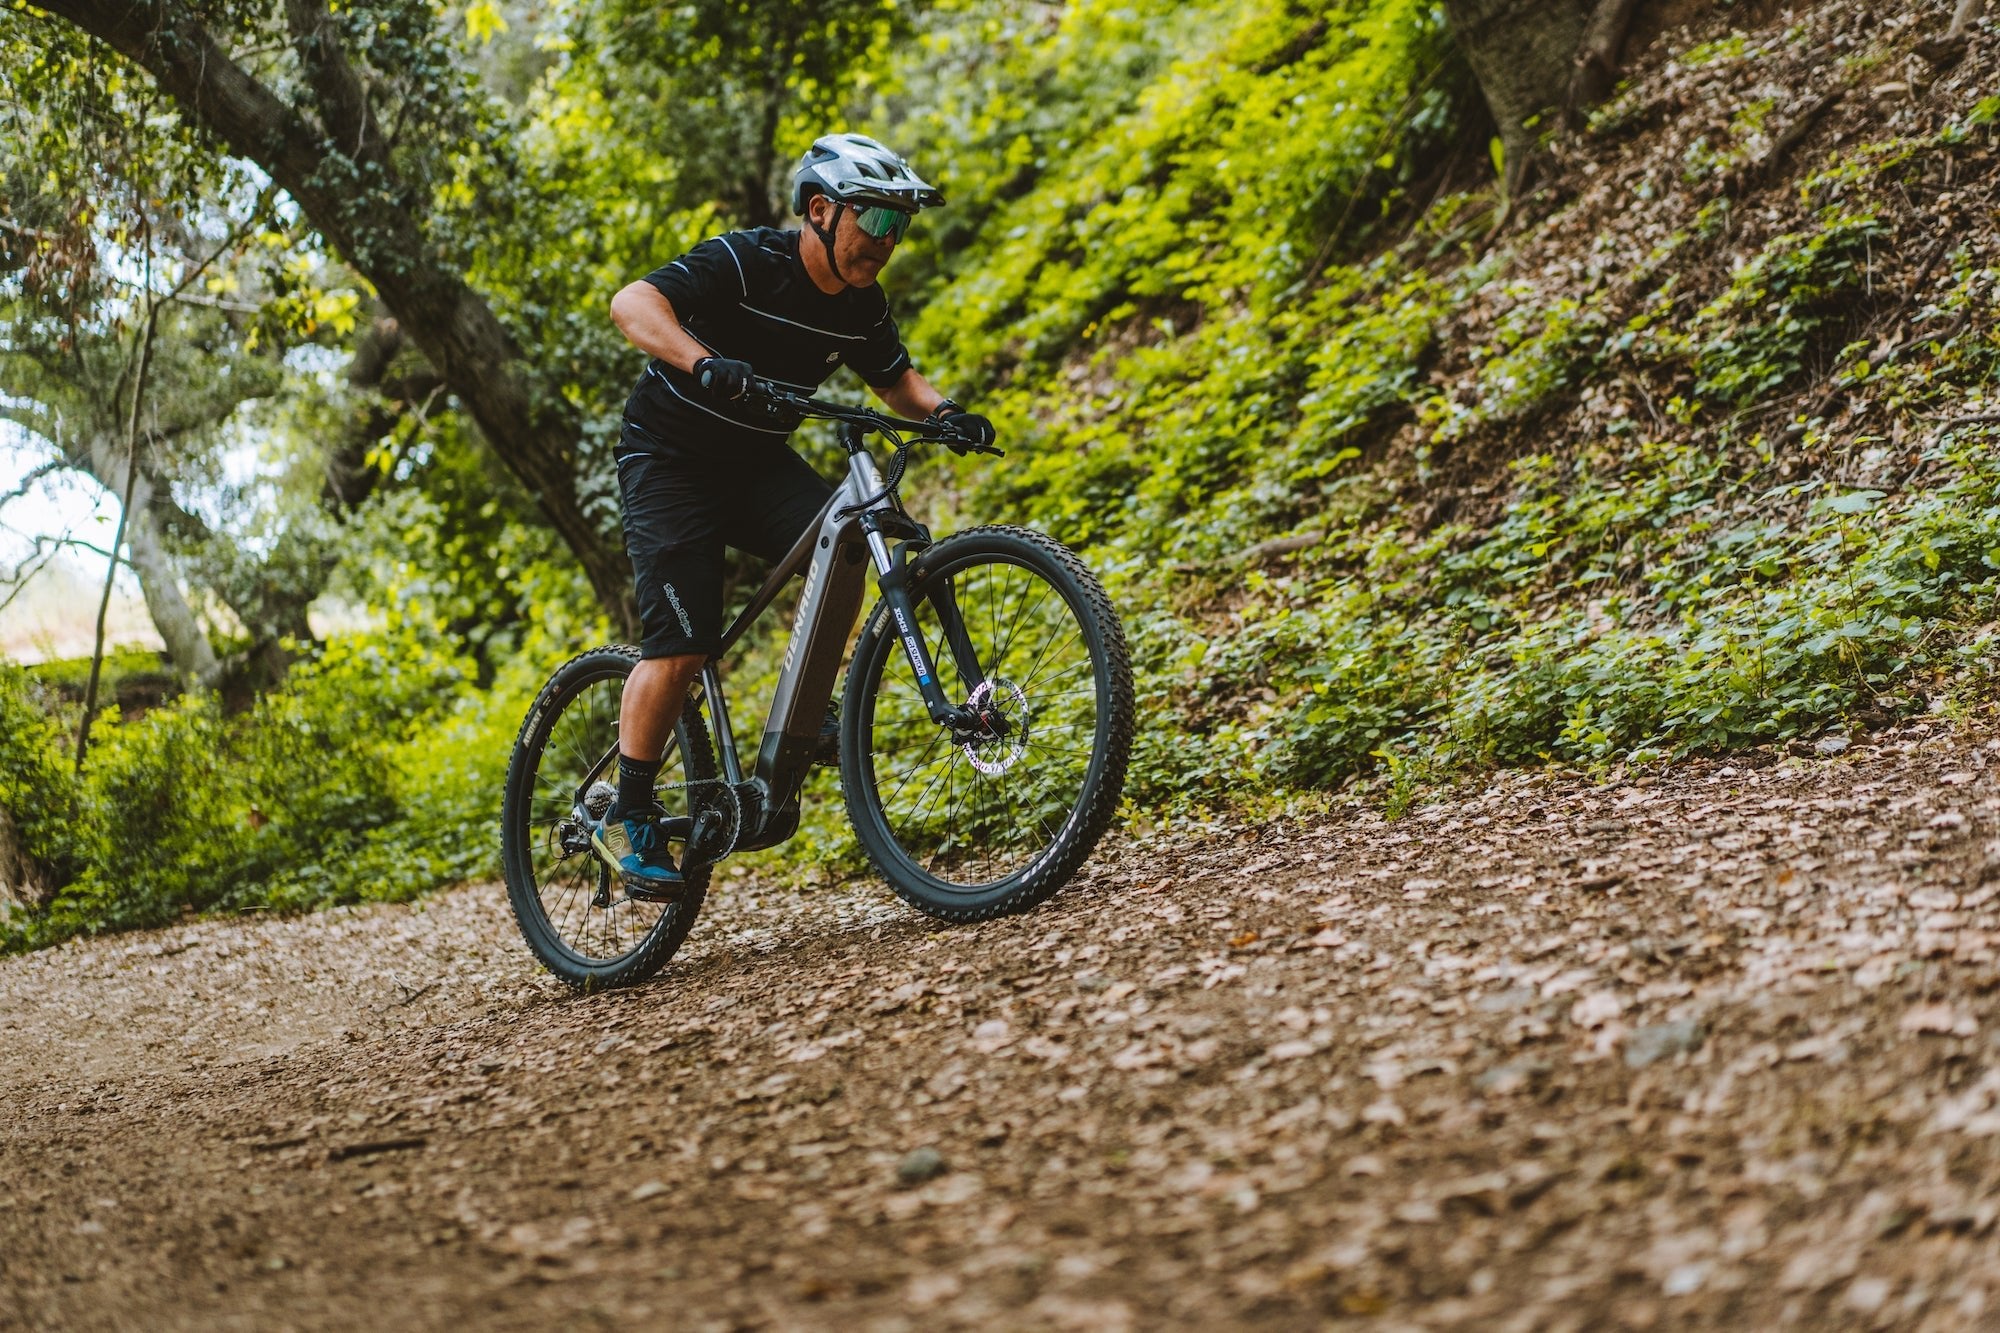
[613,753,662,819]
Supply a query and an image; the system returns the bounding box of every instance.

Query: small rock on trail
[896,1146,948,1186]
[1624,1018,1706,1069]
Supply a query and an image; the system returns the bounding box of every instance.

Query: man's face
[813,197,898,287]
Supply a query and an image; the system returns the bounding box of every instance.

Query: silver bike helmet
[790,133,944,215]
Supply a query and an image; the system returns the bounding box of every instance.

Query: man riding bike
[596,133,998,894]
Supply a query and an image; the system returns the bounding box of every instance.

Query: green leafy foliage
[1682,211,1888,405]
[899,0,1458,379]
[12,623,509,947]
[10,0,2000,950]
[872,9,2000,821]
[0,665,80,895]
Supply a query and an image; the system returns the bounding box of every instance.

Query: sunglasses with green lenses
[849,203,913,243]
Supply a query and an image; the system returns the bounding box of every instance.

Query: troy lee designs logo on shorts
[661,581,694,637]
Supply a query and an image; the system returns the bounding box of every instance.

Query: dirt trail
[5,723,2000,1331]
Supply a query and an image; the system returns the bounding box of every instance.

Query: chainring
[673,777,743,871]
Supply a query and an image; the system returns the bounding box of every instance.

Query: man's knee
[639,652,707,687]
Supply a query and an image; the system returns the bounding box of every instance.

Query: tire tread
[842,526,1133,923]
[500,645,714,990]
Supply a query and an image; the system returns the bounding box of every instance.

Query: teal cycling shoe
[591,813,684,899]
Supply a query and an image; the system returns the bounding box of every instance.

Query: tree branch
[159,201,268,306]
[282,0,387,165]
[33,0,331,210]
[35,0,638,627]
[1916,0,1985,68]
[0,218,66,245]
[79,214,160,772]
[0,458,70,511]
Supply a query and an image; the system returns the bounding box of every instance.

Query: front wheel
[841,525,1134,921]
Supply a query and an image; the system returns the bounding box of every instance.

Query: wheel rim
[860,554,1107,893]
[521,667,689,966]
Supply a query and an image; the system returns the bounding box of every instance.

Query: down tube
[752,513,872,801]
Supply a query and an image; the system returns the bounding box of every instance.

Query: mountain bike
[499,379,1135,990]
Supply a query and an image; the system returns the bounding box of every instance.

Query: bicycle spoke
[993,577,1058,679]
[1020,627,1087,692]
[1021,739,1098,760]
[882,728,951,807]
[515,667,693,969]
[855,545,1122,894]
[897,758,957,848]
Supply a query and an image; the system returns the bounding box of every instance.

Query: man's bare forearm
[873,367,948,420]
[610,281,710,372]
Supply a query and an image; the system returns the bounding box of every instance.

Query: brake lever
[933,425,1004,458]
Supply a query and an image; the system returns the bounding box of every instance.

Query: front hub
[957,677,1030,775]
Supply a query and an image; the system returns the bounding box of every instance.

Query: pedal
[622,875,687,904]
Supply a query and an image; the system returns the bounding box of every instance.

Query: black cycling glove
[692,356,755,401]
[936,407,998,454]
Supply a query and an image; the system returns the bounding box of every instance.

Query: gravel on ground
[5,721,2000,1330]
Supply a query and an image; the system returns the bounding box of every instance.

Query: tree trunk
[43,0,640,633]
[126,505,223,688]
[739,24,801,231]
[1443,0,1592,199]
[75,432,224,689]
[1568,0,1647,118]
[322,314,436,513]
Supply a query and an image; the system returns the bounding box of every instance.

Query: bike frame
[692,418,987,852]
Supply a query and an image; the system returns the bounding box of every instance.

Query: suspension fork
[865,527,985,722]
[929,576,987,693]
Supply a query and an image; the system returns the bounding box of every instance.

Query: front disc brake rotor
[961,677,1030,775]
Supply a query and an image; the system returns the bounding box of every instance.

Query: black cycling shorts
[616,425,835,659]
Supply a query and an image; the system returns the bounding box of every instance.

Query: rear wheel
[840,525,1133,921]
[500,645,715,990]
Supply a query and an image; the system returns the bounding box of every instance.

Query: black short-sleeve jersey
[620,226,913,454]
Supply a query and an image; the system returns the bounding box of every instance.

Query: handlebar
[705,371,1005,458]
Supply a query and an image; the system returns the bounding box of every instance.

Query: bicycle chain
[660,777,742,871]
